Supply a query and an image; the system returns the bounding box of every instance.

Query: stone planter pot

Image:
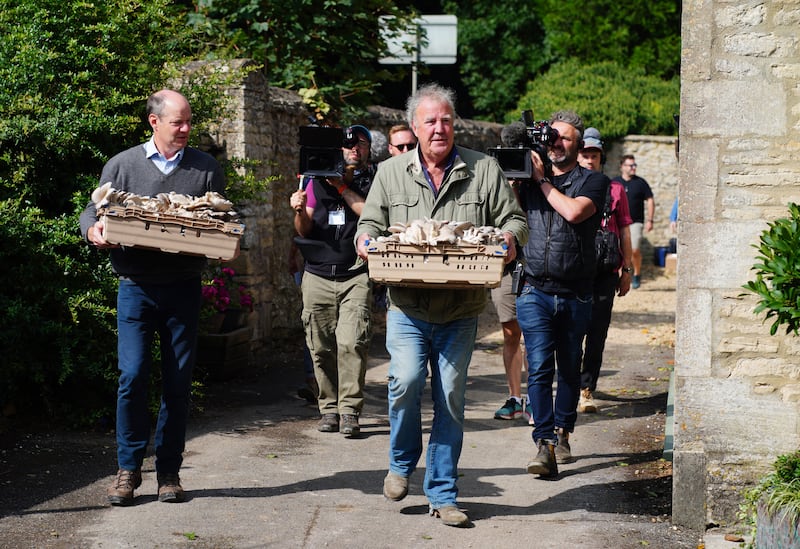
[756,499,800,548]
[195,326,251,381]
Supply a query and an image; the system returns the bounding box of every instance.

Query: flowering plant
[201,266,254,315]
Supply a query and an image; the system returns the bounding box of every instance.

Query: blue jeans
[116,277,201,473]
[385,310,478,508]
[516,285,592,442]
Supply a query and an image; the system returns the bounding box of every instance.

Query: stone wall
[674,0,800,530]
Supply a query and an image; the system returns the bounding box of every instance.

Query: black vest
[520,165,599,292]
[297,168,373,279]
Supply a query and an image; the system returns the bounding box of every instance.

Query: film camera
[298,125,345,177]
[488,110,559,179]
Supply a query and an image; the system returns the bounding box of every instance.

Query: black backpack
[595,184,621,273]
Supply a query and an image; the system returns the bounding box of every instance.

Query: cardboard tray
[100,206,245,260]
[366,240,507,289]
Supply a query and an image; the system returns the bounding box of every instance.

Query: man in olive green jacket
[355,83,527,528]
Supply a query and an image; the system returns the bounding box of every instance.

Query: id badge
[328,209,345,226]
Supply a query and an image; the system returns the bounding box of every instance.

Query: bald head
[147,90,192,159]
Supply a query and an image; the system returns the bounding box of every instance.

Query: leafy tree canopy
[535,0,681,79]
[513,59,679,139]
[441,0,549,121]
[187,0,418,122]
[0,0,238,215]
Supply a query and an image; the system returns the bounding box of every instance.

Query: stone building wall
[674,0,800,530]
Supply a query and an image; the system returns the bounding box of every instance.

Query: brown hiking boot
[578,388,598,413]
[107,468,142,506]
[157,473,185,503]
[555,427,575,464]
[526,440,558,478]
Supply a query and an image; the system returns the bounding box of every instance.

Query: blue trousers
[516,285,592,442]
[116,277,201,473]
[385,310,478,508]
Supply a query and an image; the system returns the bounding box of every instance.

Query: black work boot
[555,427,575,464]
[526,439,558,478]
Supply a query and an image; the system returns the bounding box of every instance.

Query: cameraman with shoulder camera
[516,111,609,479]
[289,124,375,438]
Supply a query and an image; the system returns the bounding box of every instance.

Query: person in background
[492,121,531,425]
[612,155,654,289]
[290,125,374,438]
[80,89,227,506]
[356,83,527,527]
[515,111,609,479]
[387,124,417,157]
[576,128,633,414]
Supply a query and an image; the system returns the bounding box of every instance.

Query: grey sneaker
[107,468,142,506]
[340,414,360,437]
[430,505,470,527]
[383,471,409,501]
[555,428,575,464]
[318,413,339,432]
[526,439,558,478]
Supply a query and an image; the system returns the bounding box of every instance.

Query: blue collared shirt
[144,138,184,175]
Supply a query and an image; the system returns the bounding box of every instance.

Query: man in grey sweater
[80,89,226,506]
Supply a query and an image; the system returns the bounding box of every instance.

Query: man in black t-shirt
[612,155,654,288]
[516,111,610,479]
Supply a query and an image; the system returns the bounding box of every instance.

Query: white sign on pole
[379,15,458,65]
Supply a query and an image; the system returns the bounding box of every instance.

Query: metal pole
[411,22,420,95]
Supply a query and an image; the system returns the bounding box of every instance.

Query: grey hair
[406,83,457,128]
[146,90,189,118]
[550,110,584,139]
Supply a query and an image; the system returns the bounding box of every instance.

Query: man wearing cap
[577,128,633,414]
[290,124,375,437]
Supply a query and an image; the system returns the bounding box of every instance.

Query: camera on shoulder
[488,110,557,180]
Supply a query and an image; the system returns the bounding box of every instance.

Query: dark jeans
[581,271,619,392]
[516,285,593,442]
[116,277,201,474]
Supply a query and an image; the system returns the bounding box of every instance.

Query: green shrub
[739,451,800,547]
[511,59,679,138]
[743,203,800,335]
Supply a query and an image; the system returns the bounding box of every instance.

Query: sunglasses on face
[391,143,415,151]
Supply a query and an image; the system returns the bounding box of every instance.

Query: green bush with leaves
[0,0,250,426]
[512,59,679,138]
[744,203,800,336]
[739,450,800,547]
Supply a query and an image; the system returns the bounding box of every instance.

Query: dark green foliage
[0,0,242,426]
[187,0,418,122]
[0,197,118,422]
[513,60,680,138]
[744,203,800,336]
[441,0,549,121]
[535,0,681,80]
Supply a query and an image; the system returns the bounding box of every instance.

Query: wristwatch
[538,177,550,186]
[621,266,633,274]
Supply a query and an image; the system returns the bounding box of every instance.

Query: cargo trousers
[301,271,372,416]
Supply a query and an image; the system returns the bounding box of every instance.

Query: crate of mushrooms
[365,218,508,289]
[91,182,245,260]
